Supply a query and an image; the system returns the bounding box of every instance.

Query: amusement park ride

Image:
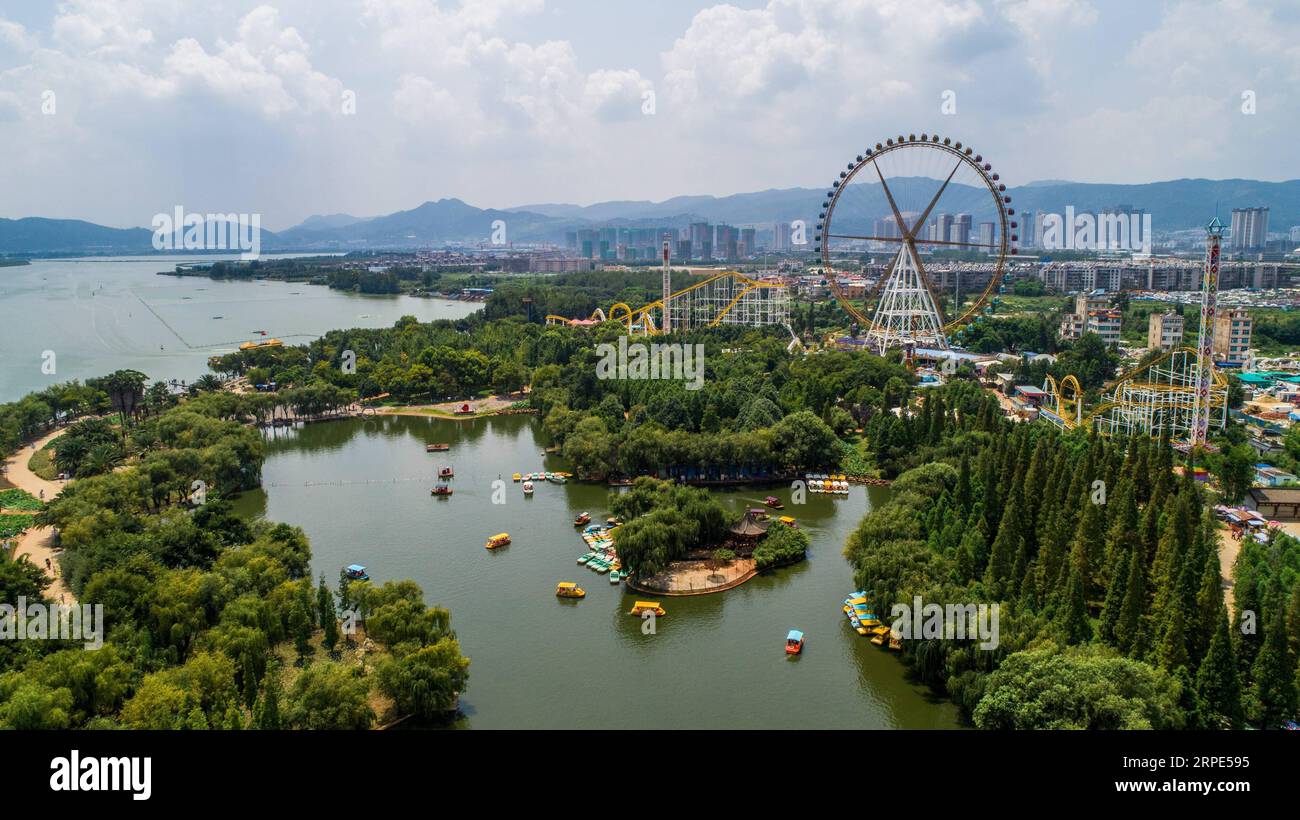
[546,236,792,337]
[814,133,1015,354]
[547,130,1228,445]
[1036,218,1229,444]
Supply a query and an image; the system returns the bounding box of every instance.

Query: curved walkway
[2,428,69,602]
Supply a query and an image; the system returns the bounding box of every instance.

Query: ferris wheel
[814,133,1017,352]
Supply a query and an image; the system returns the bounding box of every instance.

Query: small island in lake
[613,478,810,596]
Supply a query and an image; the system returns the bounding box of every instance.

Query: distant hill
[6,178,1300,255]
[271,198,570,248]
[510,179,1300,235]
[1007,178,1300,231]
[287,213,373,232]
[0,217,156,255]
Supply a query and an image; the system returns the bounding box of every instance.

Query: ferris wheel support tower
[866,243,949,352]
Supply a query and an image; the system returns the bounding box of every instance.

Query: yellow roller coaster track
[547,271,787,335]
[1041,346,1227,431]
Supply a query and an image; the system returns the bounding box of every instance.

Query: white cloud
[0,19,39,54]
[162,6,343,117]
[0,0,1296,230]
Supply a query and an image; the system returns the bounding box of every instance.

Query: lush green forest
[847,381,1299,729]
[0,379,469,729]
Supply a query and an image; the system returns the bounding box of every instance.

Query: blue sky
[0,0,1295,230]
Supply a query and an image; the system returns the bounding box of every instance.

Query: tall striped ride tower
[1190,217,1224,447]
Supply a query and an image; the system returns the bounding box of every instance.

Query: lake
[0,256,481,402]
[232,413,962,729]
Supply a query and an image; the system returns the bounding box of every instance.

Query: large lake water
[232,413,962,729]
[0,256,480,402]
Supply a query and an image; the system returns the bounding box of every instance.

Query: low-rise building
[1214,308,1252,363]
[1058,313,1085,341]
[1147,311,1184,350]
[1086,309,1122,347]
[1254,463,1299,487]
[1246,487,1300,521]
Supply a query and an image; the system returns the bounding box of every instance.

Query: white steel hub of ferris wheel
[865,243,949,353]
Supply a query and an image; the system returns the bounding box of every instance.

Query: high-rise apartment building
[950,213,972,246]
[739,227,756,258]
[773,222,793,251]
[1230,207,1270,252]
[689,222,712,260]
[714,224,738,260]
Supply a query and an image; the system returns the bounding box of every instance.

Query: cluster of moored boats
[807,473,850,494]
[513,471,569,495]
[843,591,900,649]
[577,522,623,583]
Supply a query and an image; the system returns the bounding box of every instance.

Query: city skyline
[1,0,1298,230]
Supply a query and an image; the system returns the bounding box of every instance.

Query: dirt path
[2,428,69,602]
[1215,524,1240,615]
[377,394,523,419]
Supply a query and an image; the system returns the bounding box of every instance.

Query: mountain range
[3,178,1300,255]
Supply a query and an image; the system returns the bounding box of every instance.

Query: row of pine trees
[847,383,1299,728]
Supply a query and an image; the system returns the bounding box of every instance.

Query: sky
[0,0,1296,231]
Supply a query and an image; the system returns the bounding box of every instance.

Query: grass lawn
[0,512,37,539]
[0,488,43,511]
[27,441,57,481]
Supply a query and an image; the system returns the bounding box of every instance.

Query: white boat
[523,481,535,495]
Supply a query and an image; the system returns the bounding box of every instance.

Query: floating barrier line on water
[263,477,432,488]
[131,291,313,350]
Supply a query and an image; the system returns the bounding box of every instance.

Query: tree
[1059,567,1094,644]
[1195,601,1244,728]
[375,639,470,720]
[284,663,374,730]
[973,645,1185,729]
[1251,605,1299,726]
[1215,444,1255,504]
[93,369,148,444]
[319,574,339,652]
[770,410,840,471]
[1114,541,1150,657]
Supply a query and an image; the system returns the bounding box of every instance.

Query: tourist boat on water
[888,635,902,650]
[344,564,369,581]
[609,570,621,584]
[574,512,591,526]
[870,631,887,646]
[523,481,535,495]
[785,630,805,655]
[778,516,797,528]
[426,443,450,452]
[748,508,771,521]
[555,582,586,599]
[485,533,511,550]
[512,472,522,482]
[629,601,666,617]
[548,473,567,484]
[578,551,595,565]
[763,496,784,509]
[439,466,454,478]
[431,484,453,497]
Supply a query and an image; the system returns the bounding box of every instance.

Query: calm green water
[0,256,480,402]
[232,414,961,729]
